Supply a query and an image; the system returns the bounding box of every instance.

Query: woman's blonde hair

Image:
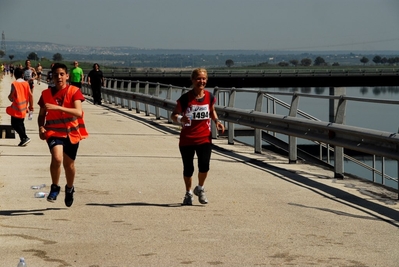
[191,68,208,80]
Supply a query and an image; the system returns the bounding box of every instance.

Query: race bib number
[184,104,210,126]
[186,104,210,121]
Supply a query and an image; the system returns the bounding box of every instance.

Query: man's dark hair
[51,63,68,74]
[14,67,23,79]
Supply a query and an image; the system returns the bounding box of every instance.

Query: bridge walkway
[0,74,398,266]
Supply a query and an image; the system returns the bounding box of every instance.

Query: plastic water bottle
[184,114,192,127]
[31,184,46,190]
[34,192,47,198]
[17,257,27,267]
[28,111,33,120]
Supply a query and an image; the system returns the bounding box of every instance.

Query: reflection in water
[315,87,325,94]
[279,86,399,96]
[360,87,368,95]
[301,87,311,93]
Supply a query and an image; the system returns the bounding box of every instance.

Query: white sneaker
[182,192,193,205]
[193,186,208,204]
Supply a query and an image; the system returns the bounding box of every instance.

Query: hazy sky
[1,0,399,51]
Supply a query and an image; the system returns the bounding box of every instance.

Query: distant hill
[2,40,399,68]
[4,40,399,56]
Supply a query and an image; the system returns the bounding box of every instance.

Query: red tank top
[178,90,215,146]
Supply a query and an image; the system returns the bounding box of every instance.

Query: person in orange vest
[6,68,34,146]
[37,63,88,207]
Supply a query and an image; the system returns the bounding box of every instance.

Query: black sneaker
[47,184,61,202]
[18,137,31,147]
[65,185,75,207]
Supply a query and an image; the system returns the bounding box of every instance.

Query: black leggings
[179,143,212,177]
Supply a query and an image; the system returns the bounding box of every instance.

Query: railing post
[166,85,173,123]
[254,92,263,153]
[112,79,118,105]
[212,87,220,139]
[104,78,110,104]
[397,159,399,200]
[144,82,150,116]
[82,75,88,95]
[155,83,161,119]
[227,88,236,145]
[121,81,126,108]
[288,93,299,163]
[127,81,133,111]
[330,87,346,178]
[135,81,140,113]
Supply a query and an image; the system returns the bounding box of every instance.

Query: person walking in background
[6,68,34,146]
[9,63,15,78]
[37,63,88,207]
[23,59,37,92]
[69,61,84,89]
[5,63,9,75]
[171,68,225,205]
[36,62,43,85]
[87,63,104,105]
[46,63,55,87]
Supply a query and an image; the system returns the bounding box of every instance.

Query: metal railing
[81,78,399,195]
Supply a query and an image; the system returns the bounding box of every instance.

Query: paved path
[0,73,399,266]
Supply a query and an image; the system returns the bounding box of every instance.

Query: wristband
[177,115,183,123]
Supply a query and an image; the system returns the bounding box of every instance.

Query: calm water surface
[233,86,399,189]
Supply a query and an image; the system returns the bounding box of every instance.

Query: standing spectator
[37,63,88,207]
[171,68,225,205]
[36,62,43,84]
[46,63,55,87]
[6,68,34,146]
[5,63,9,75]
[9,63,15,78]
[23,60,37,92]
[69,61,84,89]
[0,63,4,74]
[87,63,104,105]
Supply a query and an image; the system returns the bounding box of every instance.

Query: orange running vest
[6,80,31,118]
[42,85,88,144]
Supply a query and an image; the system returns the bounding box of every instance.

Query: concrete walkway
[0,73,398,267]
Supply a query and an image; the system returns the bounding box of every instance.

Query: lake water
[230,86,399,189]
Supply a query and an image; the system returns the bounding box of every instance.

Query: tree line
[1,49,399,69]
[244,55,399,68]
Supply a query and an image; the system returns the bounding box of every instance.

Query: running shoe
[18,137,31,147]
[64,185,75,207]
[47,184,61,202]
[182,191,193,206]
[193,186,208,204]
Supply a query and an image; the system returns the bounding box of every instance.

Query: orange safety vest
[42,85,88,144]
[6,80,31,118]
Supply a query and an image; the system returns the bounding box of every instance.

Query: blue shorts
[47,137,80,160]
